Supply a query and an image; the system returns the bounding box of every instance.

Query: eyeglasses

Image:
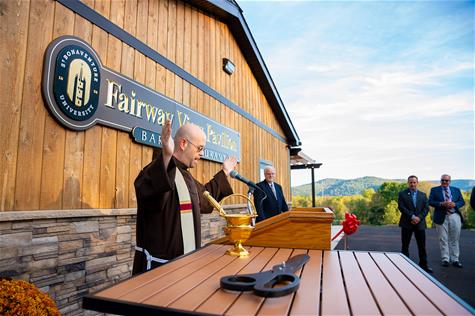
[441,179,450,182]
[186,138,205,152]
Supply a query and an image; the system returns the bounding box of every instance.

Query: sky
[238,0,474,186]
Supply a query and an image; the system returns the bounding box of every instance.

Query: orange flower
[0,278,60,316]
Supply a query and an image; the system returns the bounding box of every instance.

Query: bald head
[174,123,205,149]
[173,123,206,168]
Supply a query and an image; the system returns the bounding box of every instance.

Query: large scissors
[220,254,310,297]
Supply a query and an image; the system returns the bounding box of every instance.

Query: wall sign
[42,36,240,163]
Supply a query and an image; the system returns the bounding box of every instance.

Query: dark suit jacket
[254,180,288,222]
[428,186,465,225]
[470,187,475,210]
[397,189,429,230]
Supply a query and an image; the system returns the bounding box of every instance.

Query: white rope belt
[135,246,169,270]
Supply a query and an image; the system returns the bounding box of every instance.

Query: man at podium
[133,120,237,274]
[254,166,289,222]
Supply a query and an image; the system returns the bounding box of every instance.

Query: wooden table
[83,244,474,315]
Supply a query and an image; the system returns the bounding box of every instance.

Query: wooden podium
[213,207,334,250]
[82,207,474,315]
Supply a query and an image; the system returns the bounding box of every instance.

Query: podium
[83,207,474,315]
[213,207,334,250]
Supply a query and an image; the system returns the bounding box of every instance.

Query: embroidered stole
[175,169,196,254]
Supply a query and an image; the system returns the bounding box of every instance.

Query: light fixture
[222,58,235,75]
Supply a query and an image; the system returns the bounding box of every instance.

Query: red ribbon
[331,213,361,241]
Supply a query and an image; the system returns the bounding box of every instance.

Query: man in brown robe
[133,120,237,274]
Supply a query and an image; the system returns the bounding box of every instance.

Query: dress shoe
[452,261,463,268]
[420,266,433,273]
[442,260,449,267]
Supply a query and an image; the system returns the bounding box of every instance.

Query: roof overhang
[290,150,322,170]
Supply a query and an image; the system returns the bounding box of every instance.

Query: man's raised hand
[161,120,174,168]
[222,156,238,176]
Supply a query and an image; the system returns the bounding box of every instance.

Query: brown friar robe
[132,152,233,274]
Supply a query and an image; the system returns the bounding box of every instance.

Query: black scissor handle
[253,273,300,297]
[220,272,263,291]
[220,272,301,297]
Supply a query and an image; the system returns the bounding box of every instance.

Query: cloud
[239,1,474,181]
[280,58,472,122]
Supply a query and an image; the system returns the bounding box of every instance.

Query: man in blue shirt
[429,174,465,268]
[398,175,432,273]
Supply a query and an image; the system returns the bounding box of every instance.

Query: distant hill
[291,177,475,197]
[449,179,475,192]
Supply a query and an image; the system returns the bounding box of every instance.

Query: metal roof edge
[185,0,302,147]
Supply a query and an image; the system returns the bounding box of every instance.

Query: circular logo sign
[53,45,100,121]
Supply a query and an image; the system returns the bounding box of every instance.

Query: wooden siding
[0,0,290,212]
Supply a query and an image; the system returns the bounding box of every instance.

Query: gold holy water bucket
[203,191,257,257]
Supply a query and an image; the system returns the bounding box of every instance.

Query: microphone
[230,170,260,191]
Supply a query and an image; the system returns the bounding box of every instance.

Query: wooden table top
[83,244,474,315]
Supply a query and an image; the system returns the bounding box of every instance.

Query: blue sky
[238,0,474,185]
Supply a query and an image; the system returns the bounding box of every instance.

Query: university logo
[53,45,100,121]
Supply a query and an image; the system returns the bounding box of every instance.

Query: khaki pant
[435,213,462,262]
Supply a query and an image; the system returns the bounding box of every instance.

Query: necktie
[412,191,417,208]
[443,187,450,201]
[444,187,454,213]
[270,182,277,198]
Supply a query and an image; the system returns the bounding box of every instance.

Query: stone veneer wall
[0,207,239,315]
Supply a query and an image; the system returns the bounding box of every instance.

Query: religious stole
[175,169,196,254]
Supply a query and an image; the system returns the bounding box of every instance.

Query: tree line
[292,181,475,228]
